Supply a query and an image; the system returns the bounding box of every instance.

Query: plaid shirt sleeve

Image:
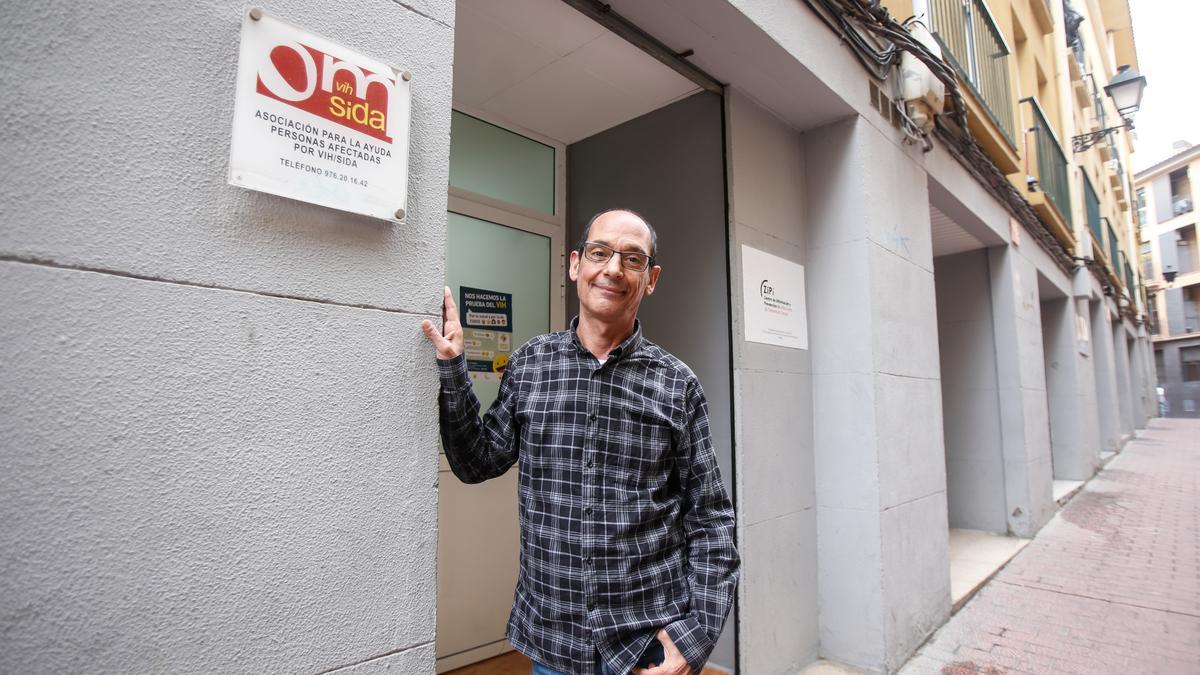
[663,377,740,674]
[436,352,520,484]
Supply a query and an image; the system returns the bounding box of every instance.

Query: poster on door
[227,9,412,221]
[460,287,513,381]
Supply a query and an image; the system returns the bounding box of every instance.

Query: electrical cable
[802,0,1079,274]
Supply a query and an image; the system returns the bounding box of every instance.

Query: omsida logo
[256,40,397,143]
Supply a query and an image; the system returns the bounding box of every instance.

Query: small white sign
[228,10,412,221]
[742,245,808,349]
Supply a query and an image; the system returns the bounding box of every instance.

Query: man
[422,209,739,675]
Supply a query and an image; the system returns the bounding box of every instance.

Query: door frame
[436,109,569,672]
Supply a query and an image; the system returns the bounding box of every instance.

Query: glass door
[436,110,565,673]
[435,211,551,670]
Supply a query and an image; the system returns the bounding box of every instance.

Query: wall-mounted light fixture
[1071,65,1147,152]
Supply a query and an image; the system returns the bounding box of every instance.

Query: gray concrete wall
[565,91,737,671]
[1040,296,1096,480]
[1090,300,1123,451]
[808,115,949,673]
[566,91,732,496]
[1163,287,1188,335]
[934,250,1007,532]
[725,89,819,675]
[987,247,1055,537]
[1137,332,1158,422]
[1127,330,1150,428]
[1158,231,1182,278]
[0,1,453,671]
[1071,294,1103,464]
[1112,323,1136,436]
[1152,174,1174,225]
[1157,339,1200,417]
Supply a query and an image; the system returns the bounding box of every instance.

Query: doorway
[437,0,734,671]
[436,111,566,672]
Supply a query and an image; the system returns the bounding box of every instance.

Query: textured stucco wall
[1,0,453,671]
[1,0,452,311]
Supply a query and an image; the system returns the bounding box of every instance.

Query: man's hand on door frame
[421,286,465,360]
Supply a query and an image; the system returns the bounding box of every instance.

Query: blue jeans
[531,657,618,675]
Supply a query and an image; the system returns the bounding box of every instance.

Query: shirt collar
[568,316,643,361]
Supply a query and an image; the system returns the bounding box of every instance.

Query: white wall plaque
[742,245,808,349]
[228,10,412,221]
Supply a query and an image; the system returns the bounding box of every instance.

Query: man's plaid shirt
[437,320,739,675]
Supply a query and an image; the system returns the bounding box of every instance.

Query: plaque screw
[395,208,406,220]
[401,71,412,82]
[249,7,264,20]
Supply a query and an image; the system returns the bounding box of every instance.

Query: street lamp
[1071,65,1147,152]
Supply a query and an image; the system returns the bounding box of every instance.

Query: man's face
[569,211,661,329]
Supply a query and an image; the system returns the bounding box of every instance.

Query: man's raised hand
[421,286,464,360]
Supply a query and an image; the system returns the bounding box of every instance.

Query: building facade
[1,0,1152,673]
[1137,143,1200,417]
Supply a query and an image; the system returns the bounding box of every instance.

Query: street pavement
[901,418,1200,674]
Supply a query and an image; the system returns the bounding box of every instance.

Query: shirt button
[584,507,593,515]
[587,602,594,611]
[588,412,597,422]
[586,459,594,468]
[585,556,592,565]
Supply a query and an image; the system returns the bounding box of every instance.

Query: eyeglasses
[579,241,655,272]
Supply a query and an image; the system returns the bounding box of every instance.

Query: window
[1178,225,1199,275]
[928,0,1016,145]
[1156,349,1166,382]
[449,111,556,215]
[1140,241,1154,281]
[1184,346,1200,382]
[1137,187,1148,226]
[1084,175,1102,245]
[1170,167,1193,217]
[1185,285,1200,332]
[1148,293,1160,336]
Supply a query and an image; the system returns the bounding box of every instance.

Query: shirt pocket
[610,400,676,484]
[519,383,587,471]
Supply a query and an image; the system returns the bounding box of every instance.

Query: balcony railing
[1084,174,1103,249]
[1107,222,1120,267]
[1122,254,1135,294]
[1022,97,1072,228]
[930,0,1016,146]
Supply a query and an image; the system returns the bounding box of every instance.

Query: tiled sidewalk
[902,418,1200,674]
